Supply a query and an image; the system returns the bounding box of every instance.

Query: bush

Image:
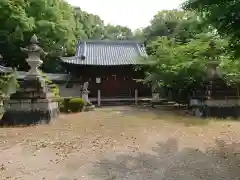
[57,97,70,113]
[40,71,60,97]
[58,97,86,113]
[56,97,67,112]
[48,83,60,97]
[68,98,86,112]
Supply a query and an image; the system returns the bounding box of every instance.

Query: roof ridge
[79,39,144,44]
[136,43,144,57]
[0,65,13,72]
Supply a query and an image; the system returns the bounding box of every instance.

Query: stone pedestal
[82,90,90,103]
[1,77,59,125]
[82,89,95,111]
[190,66,239,118]
[0,35,59,126]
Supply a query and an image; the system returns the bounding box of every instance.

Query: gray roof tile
[0,65,70,81]
[60,40,147,65]
[0,65,13,73]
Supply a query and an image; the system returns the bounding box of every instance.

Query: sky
[66,0,183,30]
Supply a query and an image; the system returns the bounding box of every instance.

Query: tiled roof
[16,71,70,81]
[0,65,12,73]
[60,40,148,66]
[0,65,69,81]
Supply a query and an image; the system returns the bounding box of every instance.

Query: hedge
[58,97,86,113]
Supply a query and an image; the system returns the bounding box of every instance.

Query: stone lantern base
[0,77,59,126]
[189,78,240,118]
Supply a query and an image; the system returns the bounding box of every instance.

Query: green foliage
[58,97,86,113]
[183,0,240,57]
[2,0,240,106]
[68,98,86,112]
[104,24,133,40]
[143,10,206,43]
[58,97,71,113]
[0,0,138,73]
[0,71,18,97]
[133,28,145,41]
[142,9,240,103]
[219,56,240,86]
[0,71,18,116]
[74,7,103,40]
[0,0,78,71]
[40,71,60,97]
[49,83,60,97]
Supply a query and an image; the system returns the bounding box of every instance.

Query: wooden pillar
[97,90,101,107]
[135,89,138,105]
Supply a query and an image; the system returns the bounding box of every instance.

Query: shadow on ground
[132,105,240,126]
[90,138,240,180]
[109,105,211,126]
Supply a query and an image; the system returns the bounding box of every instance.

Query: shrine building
[59,40,151,98]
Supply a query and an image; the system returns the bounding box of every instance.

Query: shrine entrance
[65,65,152,98]
[98,75,135,98]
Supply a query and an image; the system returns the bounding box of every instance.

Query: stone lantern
[206,41,218,76]
[206,60,219,79]
[205,40,220,98]
[20,34,46,78]
[189,40,239,118]
[0,35,59,126]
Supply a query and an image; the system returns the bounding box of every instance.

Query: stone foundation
[0,77,59,126]
[191,105,240,118]
[0,108,59,126]
[0,99,59,126]
[0,34,60,126]
[204,106,240,119]
[4,99,58,110]
[190,98,240,118]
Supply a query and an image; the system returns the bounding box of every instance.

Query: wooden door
[100,75,120,97]
[91,75,138,98]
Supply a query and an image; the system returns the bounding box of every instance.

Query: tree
[141,8,240,104]
[142,9,209,59]
[0,0,86,72]
[143,10,204,41]
[0,1,136,73]
[143,30,230,103]
[132,28,145,41]
[104,25,133,40]
[183,0,240,57]
[74,7,105,39]
[0,0,35,70]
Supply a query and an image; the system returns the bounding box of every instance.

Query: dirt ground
[0,106,240,180]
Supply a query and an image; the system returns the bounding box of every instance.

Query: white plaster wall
[58,84,81,97]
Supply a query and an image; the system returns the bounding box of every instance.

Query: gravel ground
[0,106,239,180]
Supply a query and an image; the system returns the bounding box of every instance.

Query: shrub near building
[59,97,86,113]
[68,98,86,112]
